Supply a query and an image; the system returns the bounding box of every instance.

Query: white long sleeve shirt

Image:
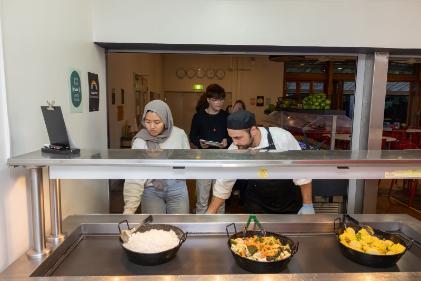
[123,127,190,214]
[213,127,312,200]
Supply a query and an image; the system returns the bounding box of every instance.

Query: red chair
[393,130,407,140]
[411,133,421,148]
[408,179,419,208]
[381,138,387,150]
[391,139,418,150]
[388,179,419,208]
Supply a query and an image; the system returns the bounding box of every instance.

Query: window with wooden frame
[282,59,421,127]
[284,80,327,98]
[284,60,356,113]
[385,62,419,126]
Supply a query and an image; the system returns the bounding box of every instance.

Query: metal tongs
[243,215,266,237]
[118,215,153,243]
[343,214,375,235]
[225,215,266,238]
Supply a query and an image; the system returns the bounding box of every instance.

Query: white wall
[162,54,233,132]
[93,0,421,49]
[163,54,235,93]
[237,56,284,123]
[0,4,22,271]
[162,54,283,127]
[0,0,107,271]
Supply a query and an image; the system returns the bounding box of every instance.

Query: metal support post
[47,179,66,244]
[363,52,389,213]
[330,115,337,150]
[348,52,389,214]
[27,167,51,259]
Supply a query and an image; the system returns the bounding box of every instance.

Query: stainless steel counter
[6,149,421,260]
[7,150,421,179]
[8,149,421,167]
[2,273,421,281]
[1,214,421,281]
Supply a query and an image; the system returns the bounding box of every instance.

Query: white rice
[123,229,180,253]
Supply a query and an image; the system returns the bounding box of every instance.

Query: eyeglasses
[209,98,225,103]
[144,120,163,126]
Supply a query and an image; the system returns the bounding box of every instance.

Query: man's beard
[237,134,254,149]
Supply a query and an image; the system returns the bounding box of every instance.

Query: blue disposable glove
[298,203,315,215]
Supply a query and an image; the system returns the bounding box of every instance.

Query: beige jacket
[123,126,190,214]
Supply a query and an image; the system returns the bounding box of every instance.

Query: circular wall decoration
[215,69,226,80]
[206,68,215,79]
[196,68,206,78]
[186,68,197,79]
[175,68,186,79]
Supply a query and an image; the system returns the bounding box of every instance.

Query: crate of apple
[302,93,331,110]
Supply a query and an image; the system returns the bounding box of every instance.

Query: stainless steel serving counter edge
[2,272,421,281]
[1,214,420,281]
[7,149,421,167]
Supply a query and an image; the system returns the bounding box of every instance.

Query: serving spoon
[119,215,153,243]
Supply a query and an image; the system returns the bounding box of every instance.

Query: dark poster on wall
[256,96,264,107]
[88,72,99,112]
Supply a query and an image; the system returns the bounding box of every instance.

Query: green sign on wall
[70,70,82,112]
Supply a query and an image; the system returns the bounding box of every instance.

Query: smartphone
[199,139,223,148]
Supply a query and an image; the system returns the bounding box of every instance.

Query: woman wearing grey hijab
[123,100,190,214]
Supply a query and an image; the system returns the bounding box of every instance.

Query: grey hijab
[134,100,174,149]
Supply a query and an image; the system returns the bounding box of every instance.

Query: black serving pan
[226,223,298,273]
[118,220,187,266]
[334,215,412,268]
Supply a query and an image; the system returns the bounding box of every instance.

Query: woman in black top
[189,84,231,213]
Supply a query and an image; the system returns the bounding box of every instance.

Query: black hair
[204,83,226,99]
[195,83,226,112]
[195,93,208,112]
[233,100,246,111]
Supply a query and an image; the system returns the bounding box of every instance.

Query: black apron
[244,128,302,214]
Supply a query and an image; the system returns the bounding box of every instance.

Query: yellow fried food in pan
[339,227,405,255]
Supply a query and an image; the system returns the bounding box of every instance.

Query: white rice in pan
[123,229,180,253]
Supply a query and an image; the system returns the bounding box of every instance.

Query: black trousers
[244,179,302,214]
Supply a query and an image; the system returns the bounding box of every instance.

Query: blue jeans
[196,179,225,214]
[141,180,189,214]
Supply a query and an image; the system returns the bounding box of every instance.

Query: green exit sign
[193,83,204,91]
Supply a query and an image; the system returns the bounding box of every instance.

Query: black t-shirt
[189,109,231,148]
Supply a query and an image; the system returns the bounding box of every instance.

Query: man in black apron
[206,110,314,214]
